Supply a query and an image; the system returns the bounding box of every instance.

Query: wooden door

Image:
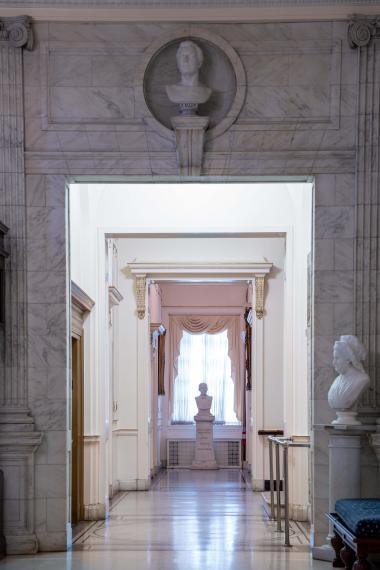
[71,336,84,524]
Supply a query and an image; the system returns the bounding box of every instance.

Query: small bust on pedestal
[194,382,215,421]
[166,40,212,116]
[328,335,370,426]
[191,383,218,470]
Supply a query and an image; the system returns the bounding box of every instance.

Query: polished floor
[1,470,329,570]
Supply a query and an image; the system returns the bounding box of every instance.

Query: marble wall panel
[25,172,68,551]
[197,21,334,45]
[49,54,92,87]
[315,206,355,239]
[92,55,140,86]
[46,22,176,45]
[314,239,334,270]
[49,86,135,122]
[241,85,331,121]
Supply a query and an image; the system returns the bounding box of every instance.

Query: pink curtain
[169,315,242,421]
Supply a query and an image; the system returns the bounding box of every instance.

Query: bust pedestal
[312,423,376,562]
[191,415,218,470]
[171,115,209,176]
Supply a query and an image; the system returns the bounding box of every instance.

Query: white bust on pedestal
[166,40,212,115]
[165,40,212,175]
[191,383,218,470]
[328,335,370,426]
[194,382,214,420]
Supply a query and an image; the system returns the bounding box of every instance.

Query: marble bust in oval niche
[166,40,212,115]
[144,36,237,131]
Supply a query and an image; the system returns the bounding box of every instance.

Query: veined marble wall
[0,14,379,554]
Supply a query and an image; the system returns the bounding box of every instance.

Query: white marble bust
[328,335,370,425]
[194,382,214,421]
[166,41,212,112]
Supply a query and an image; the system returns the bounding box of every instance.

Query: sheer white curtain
[172,330,238,423]
[169,315,242,420]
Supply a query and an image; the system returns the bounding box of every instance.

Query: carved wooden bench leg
[352,554,371,570]
[340,545,355,570]
[331,533,345,567]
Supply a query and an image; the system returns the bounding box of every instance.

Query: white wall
[69,181,312,512]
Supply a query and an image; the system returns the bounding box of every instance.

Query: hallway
[1,470,328,570]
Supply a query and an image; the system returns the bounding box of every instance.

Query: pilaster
[349,17,380,411]
[0,15,33,424]
[0,15,42,555]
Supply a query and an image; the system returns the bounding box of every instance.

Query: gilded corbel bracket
[255,275,265,320]
[135,275,146,320]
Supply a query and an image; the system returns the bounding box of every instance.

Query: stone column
[348,17,380,412]
[0,16,42,554]
[0,16,33,428]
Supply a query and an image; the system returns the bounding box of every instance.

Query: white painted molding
[126,261,273,279]
[108,285,123,308]
[71,281,95,313]
[113,428,138,436]
[83,434,101,444]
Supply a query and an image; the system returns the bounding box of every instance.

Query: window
[172,330,239,424]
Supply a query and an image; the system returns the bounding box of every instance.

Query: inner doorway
[68,180,312,529]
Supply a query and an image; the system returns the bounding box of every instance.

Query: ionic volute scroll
[0,16,33,50]
[348,16,380,49]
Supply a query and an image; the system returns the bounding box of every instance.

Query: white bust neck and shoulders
[166,82,212,105]
[194,384,214,421]
[328,367,369,410]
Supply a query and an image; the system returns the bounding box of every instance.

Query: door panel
[71,336,84,524]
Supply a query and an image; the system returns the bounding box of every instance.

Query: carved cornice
[348,16,380,48]
[2,0,380,6]
[71,281,95,314]
[108,285,123,309]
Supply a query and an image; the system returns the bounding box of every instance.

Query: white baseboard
[118,478,151,491]
[137,478,150,490]
[5,534,38,555]
[252,478,265,491]
[312,544,334,562]
[118,479,137,491]
[83,503,106,521]
[111,480,120,496]
[290,503,310,522]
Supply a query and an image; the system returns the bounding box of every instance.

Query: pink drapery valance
[169,315,242,421]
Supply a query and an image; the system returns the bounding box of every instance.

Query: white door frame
[126,261,272,485]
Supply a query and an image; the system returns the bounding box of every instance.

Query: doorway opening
[68,180,313,530]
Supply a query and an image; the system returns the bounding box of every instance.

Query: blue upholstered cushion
[335,499,380,538]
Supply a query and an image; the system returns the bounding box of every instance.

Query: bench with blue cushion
[326,499,380,569]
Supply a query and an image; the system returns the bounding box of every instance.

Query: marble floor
[1,469,329,570]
